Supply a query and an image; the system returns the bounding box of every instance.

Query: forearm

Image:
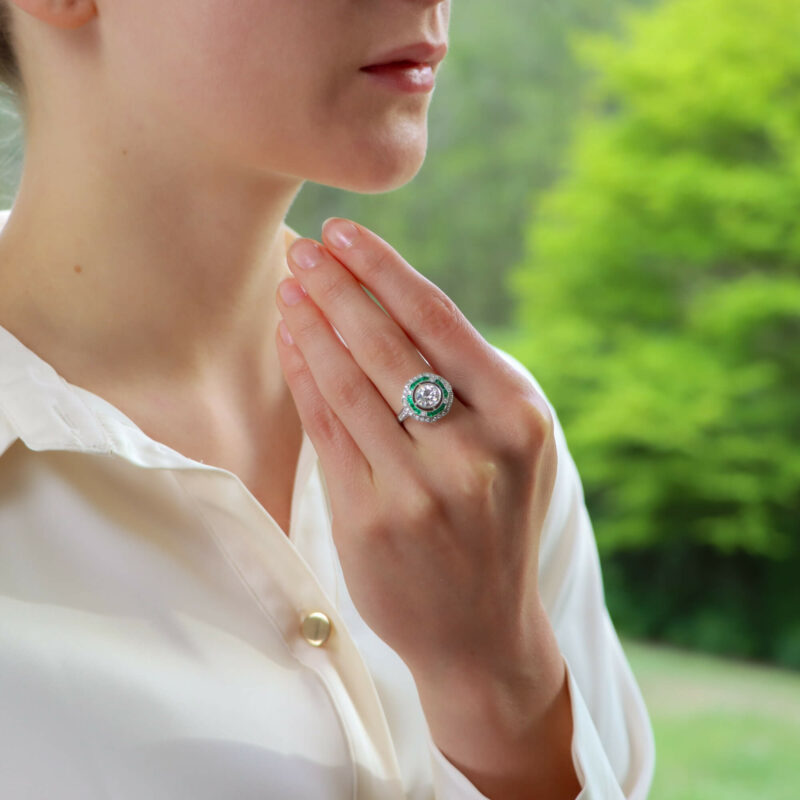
[413,597,582,800]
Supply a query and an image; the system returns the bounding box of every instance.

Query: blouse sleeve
[419,345,656,799]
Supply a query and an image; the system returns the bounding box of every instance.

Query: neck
[0,132,306,413]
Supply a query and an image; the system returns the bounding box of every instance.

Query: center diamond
[413,382,442,410]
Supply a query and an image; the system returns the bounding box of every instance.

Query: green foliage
[775,623,800,668]
[510,0,800,559]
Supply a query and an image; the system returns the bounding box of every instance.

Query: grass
[620,637,800,800]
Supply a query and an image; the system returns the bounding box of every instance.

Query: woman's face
[99,0,452,193]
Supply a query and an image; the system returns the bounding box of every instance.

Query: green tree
[508,0,800,662]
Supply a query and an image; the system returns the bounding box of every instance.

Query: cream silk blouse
[0,209,655,799]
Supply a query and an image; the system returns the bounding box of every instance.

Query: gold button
[301,611,332,647]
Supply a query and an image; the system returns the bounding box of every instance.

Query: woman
[0,1,654,798]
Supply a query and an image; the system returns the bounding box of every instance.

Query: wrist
[412,596,570,771]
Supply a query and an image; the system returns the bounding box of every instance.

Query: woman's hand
[275,219,583,798]
[274,218,558,686]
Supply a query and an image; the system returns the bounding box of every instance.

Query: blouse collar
[0,320,320,508]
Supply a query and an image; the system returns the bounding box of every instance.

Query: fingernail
[289,239,321,269]
[279,319,294,345]
[324,219,358,250]
[279,278,306,306]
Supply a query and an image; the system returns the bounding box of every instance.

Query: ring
[397,372,454,424]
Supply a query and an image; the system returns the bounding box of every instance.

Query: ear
[7,0,98,30]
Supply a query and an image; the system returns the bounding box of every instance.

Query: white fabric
[0,207,654,799]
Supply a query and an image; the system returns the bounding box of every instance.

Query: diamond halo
[397,372,454,424]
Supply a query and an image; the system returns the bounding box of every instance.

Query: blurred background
[1,0,798,796]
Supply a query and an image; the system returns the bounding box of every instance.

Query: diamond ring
[397,372,454,424]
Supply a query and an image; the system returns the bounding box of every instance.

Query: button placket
[174,468,406,797]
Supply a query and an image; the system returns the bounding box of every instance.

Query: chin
[312,125,429,195]
[346,159,425,194]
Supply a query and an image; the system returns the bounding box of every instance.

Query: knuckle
[410,290,464,341]
[306,401,341,444]
[361,327,410,374]
[293,313,320,339]
[361,246,396,285]
[490,393,554,462]
[317,273,350,306]
[515,396,555,450]
[330,374,368,411]
[284,358,310,386]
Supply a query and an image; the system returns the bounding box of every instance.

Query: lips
[361,59,430,74]
[360,41,448,71]
[358,41,447,93]
[365,58,424,69]
[359,61,437,93]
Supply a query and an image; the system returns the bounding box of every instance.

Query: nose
[404,0,450,31]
